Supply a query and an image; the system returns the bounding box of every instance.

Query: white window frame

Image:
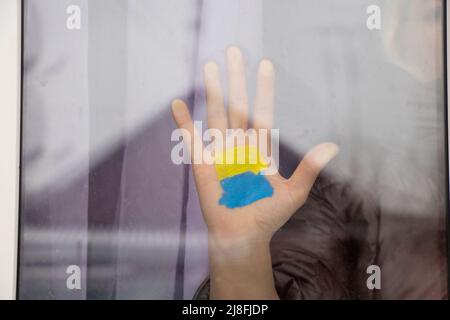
[0,0,21,300]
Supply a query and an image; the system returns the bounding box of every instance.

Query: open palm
[171,47,338,247]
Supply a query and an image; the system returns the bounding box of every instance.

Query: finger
[171,99,221,193]
[253,59,275,130]
[253,59,275,153]
[287,143,339,209]
[227,46,249,130]
[204,62,228,134]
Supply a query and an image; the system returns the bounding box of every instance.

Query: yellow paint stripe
[214,146,269,180]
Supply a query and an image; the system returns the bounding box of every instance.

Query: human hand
[171,46,338,299]
[172,47,338,248]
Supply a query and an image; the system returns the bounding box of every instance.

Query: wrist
[208,232,271,254]
[207,234,278,300]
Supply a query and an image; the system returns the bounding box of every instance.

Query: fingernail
[204,61,219,75]
[171,99,185,114]
[227,46,242,60]
[259,59,274,75]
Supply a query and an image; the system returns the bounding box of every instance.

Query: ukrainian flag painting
[214,146,274,209]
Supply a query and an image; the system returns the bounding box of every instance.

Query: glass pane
[19,0,448,299]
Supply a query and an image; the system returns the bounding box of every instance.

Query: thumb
[286,142,339,209]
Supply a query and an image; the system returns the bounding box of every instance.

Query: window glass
[19,0,448,299]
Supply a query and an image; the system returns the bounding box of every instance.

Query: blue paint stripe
[219,171,274,209]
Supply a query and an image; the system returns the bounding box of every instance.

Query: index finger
[171,99,221,194]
